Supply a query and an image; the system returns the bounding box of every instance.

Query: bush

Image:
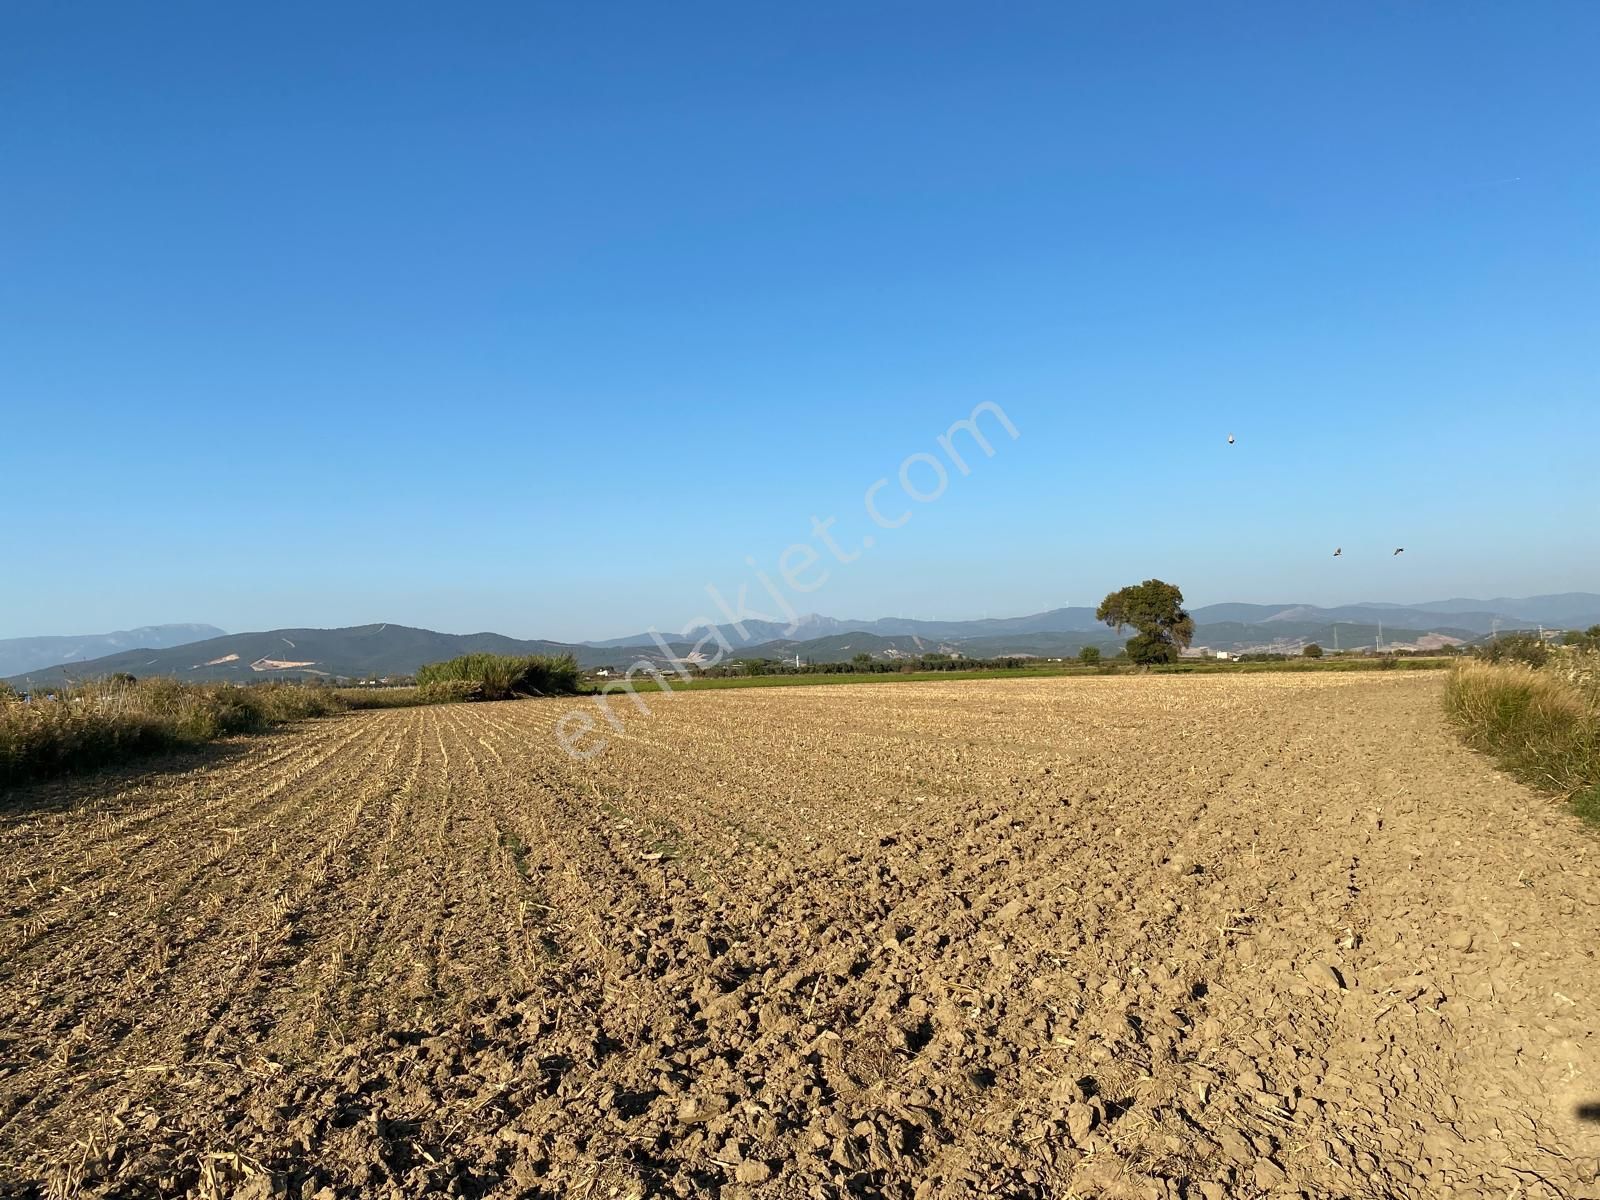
[1302,643,1324,658]
[1078,646,1101,665]
[1477,633,1551,669]
[1443,661,1599,825]
[415,653,582,701]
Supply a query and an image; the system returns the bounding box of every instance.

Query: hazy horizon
[8,583,1600,647]
[5,5,1596,643]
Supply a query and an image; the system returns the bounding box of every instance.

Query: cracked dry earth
[1,673,1597,1199]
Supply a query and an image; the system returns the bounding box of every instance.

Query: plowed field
[1,674,1596,1199]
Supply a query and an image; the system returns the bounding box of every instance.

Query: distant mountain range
[0,624,226,678]
[7,594,1598,686]
[593,593,1600,646]
[4,625,582,686]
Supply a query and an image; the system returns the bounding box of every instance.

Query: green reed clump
[414,653,581,701]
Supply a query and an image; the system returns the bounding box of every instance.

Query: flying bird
[1333,547,1342,557]
[1227,433,1235,445]
[1393,547,1405,556]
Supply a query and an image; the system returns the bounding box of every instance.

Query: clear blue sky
[3,3,1596,642]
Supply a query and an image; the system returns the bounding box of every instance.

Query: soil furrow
[0,675,1595,1199]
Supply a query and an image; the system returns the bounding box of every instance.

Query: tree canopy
[1097,579,1194,665]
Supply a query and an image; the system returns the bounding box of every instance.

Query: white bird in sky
[1333,547,1342,557]
[1227,433,1235,445]
[1393,547,1405,556]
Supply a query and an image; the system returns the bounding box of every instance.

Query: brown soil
[1,674,1596,1199]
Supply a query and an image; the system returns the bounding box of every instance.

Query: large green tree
[1097,579,1195,665]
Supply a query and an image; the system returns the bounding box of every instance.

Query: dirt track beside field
[1,674,1596,1199]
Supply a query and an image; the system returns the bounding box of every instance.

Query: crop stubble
[0,674,1596,1198]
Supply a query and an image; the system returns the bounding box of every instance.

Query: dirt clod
[734,1160,772,1184]
[1253,1157,1288,1188]
[1302,961,1346,991]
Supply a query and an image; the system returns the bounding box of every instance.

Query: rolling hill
[1186,601,1583,635]
[736,622,1475,664]
[592,607,1108,648]
[735,630,1127,662]
[0,624,225,678]
[5,625,614,686]
[597,595,1600,650]
[8,594,1594,685]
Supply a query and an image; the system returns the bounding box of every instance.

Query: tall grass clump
[1443,655,1600,825]
[0,678,345,788]
[334,686,430,710]
[415,653,582,701]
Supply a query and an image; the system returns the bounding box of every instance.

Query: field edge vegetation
[1443,653,1600,826]
[620,653,1452,693]
[0,677,346,789]
[0,652,588,788]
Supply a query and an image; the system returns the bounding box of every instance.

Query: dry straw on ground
[2,673,1596,1198]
